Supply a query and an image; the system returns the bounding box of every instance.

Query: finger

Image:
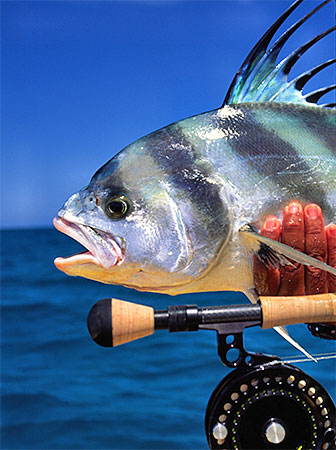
[253,216,281,295]
[326,224,336,293]
[304,204,328,295]
[278,201,305,296]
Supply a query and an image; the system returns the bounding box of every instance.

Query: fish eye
[104,195,131,219]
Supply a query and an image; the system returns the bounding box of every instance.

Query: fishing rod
[87,293,336,449]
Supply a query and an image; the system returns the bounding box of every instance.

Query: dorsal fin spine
[294,59,336,91]
[223,0,303,105]
[223,0,335,108]
[282,25,336,75]
[305,85,336,103]
[239,0,332,102]
[259,26,336,103]
[270,59,336,103]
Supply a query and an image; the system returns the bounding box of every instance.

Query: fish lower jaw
[54,251,102,269]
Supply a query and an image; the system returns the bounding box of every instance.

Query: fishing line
[274,351,336,365]
[281,351,336,359]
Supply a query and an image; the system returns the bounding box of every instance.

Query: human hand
[253,201,336,296]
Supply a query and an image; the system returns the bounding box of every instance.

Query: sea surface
[1,229,335,449]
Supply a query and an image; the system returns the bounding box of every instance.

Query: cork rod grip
[112,299,155,347]
[260,293,336,329]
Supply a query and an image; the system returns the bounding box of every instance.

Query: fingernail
[265,218,278,231]
[288,202,301,214]
[306,205,320,219]
[329,225,336,237]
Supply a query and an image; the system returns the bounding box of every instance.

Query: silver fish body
[55,102,335,294]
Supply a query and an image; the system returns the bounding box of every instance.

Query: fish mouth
[53,217,125,270]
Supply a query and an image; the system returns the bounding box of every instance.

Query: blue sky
[1,0,334,228]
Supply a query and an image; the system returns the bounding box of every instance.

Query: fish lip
[53,216,125,268]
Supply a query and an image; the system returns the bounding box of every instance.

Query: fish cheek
[122,197,192,275]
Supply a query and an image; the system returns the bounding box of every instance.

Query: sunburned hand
[253,201,336,296]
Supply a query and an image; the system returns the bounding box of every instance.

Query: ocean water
[1,229,335,449]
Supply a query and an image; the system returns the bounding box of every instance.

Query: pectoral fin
[274,325,317,363]
[240,224,336,276]
[244,288,317,362]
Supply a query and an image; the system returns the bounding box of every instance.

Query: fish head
[54,125,231,293]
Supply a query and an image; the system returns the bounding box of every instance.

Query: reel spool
[206,363,336,450]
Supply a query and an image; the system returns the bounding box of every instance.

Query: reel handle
[87,293,336,347]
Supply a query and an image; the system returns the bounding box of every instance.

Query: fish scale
[178,103,335,220]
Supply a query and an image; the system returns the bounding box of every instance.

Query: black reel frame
[204,318,336,450]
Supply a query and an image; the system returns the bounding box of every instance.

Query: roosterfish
[54,0,336,356]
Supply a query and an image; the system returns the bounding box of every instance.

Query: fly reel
[205,363,336,450]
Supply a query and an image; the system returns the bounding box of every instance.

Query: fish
[54,0,336,329]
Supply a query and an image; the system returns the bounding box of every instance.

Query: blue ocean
[1,229,335,449]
